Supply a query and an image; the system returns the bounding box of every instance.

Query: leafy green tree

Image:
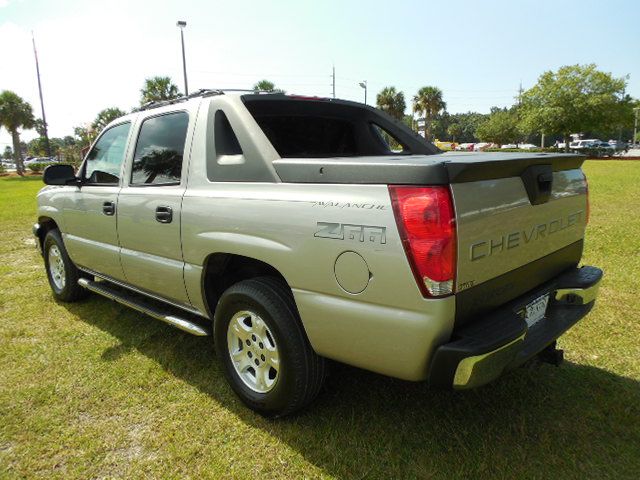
[252,79,285,93]
[401,114,415,132]
[447,123,462,142]
[476,108,521,145]
[413,86,446,141]
[450,111,488,143]
[27,136,64,158]
[92,107,127,132]
[3,146,12,159]
[74,125,96,147]
[0,91,35,175]
[376,87,406,120]
[34,118,47,137]
[140,76,181,105]
[520,64,631,151]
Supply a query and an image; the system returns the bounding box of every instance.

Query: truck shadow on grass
[65,298,640,479]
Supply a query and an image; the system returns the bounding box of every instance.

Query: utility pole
[332,65,335,98]
[31,31,51,158]
[517,81,524,106]
[176,21,188,95]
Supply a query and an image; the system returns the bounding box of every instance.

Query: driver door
[62,121,133,281]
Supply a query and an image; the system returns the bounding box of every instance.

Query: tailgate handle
[521,165,553,205]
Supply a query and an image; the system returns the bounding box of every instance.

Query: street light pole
[359,80,367,105]
[176,21,188,96]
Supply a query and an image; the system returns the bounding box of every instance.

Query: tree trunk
[11,129,24,176]
[425,112,431,141]
[564,134,570,153]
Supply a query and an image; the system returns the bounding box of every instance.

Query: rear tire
[214,276,326,417]
[43,229,89,302]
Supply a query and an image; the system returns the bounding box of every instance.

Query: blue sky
[1,0,639,147]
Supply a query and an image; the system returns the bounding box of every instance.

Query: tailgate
[447,154,588,324]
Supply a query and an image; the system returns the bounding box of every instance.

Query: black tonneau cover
[273,152,585,185]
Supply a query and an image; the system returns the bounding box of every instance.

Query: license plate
[524,293,550,327]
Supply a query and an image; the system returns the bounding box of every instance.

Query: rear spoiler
[444,153,584,183]
[273,153,585,185]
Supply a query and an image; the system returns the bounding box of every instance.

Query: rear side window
[215,110,243,155]
[371,123,407,153]
[131,111,189,185]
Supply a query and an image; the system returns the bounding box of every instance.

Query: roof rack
[133,88,281,112]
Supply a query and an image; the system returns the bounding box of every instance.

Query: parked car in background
[501,144,517,149]
[608,140,627,150]
[455,143,475,151]
[570,139,598,150]
[473,142,494,151]
[434,140,457,151]
[1,160,17,170]
[519,144,538,150]
[25,157,59,167]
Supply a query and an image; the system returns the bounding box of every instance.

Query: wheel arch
[201,252,292,320]
[36,216,60,252]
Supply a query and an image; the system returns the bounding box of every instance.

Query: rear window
[256,115,358,157]
[243,97,424,158]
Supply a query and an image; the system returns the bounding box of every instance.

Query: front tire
[43,229,89,302]
[214,277,326,417]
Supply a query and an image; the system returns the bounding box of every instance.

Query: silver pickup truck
[35,91,602,417]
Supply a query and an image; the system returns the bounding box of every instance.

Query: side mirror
[43,164,78,186]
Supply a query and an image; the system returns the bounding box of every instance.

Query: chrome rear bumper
[429,266,603,389]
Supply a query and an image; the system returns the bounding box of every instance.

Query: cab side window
[83,122,131,184]
[131,112,189,185]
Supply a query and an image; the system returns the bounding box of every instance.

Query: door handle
[155,206,173,223]
[102,201,116,216]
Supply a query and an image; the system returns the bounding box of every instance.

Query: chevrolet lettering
[470,210,584,261]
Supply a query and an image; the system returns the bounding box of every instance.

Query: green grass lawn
[1,162,639,479]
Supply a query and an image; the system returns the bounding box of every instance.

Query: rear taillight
[389,186,456,298]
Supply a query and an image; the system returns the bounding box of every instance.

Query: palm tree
[140,76,181,105]
[0,91,35,176]
[413,86,446,141]
[376,87,406,120]
[447,123,462,142]
[92,107,127,131]
[253,79,285,93]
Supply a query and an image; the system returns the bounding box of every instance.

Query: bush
[28,162,47,173]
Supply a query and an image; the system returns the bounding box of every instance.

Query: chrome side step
[78,278,210,336]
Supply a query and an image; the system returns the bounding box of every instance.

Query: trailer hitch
[537,341,564,366]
